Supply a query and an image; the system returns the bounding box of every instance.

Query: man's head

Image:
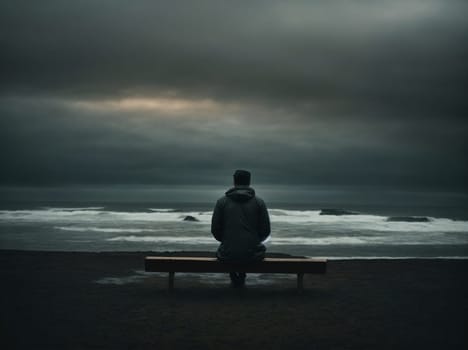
[233,169,251,186]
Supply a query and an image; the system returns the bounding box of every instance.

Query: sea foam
[55,226,159,233]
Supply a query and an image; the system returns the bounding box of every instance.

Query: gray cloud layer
[1,1,467,189]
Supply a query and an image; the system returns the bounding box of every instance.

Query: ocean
[1,191,467,259]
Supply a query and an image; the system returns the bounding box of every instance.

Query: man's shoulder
[254,196,266,207]
[216,196,228,206]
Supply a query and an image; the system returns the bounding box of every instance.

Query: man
[211,169,271,287]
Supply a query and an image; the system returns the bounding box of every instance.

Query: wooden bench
[144,256,327,291]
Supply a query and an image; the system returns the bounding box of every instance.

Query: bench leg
[297,273,304,291]
[168,272,175,291]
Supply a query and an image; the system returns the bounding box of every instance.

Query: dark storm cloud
[1,96,466,189]
[1,0,467,117]
[1,1,467,189]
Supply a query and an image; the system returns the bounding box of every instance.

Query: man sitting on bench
[211,169,271,288]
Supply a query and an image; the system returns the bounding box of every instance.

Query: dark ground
[1,250,467,349]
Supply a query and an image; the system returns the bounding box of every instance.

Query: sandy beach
[1,250,467,349]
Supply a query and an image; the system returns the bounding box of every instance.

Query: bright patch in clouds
[74,97,222,113]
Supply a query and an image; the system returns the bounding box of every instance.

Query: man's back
[211,184,270,262]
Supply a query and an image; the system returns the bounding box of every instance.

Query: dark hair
[233,169,251,186]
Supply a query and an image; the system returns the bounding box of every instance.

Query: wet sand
[1,250,467,349]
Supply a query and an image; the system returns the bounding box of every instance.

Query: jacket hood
[225,186,255,202]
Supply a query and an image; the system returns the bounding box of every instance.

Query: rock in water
[387,216,430,222]
[319,208,358,216]
[183,215,199,222]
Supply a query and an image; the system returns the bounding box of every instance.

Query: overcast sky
[1,0,467,191]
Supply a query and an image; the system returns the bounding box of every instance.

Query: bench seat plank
[145,256,327,274]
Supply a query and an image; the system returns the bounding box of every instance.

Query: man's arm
[257,199,271,242]
[211,199,224,242]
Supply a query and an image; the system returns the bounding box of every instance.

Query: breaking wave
[1,207,467,233]
[149,208,178,212]
[104,234,466,246]
[55,226,159,233]
[1,205,467,256]
[106,235,216,244]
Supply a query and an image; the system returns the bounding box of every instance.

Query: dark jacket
[211,186,271,262]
